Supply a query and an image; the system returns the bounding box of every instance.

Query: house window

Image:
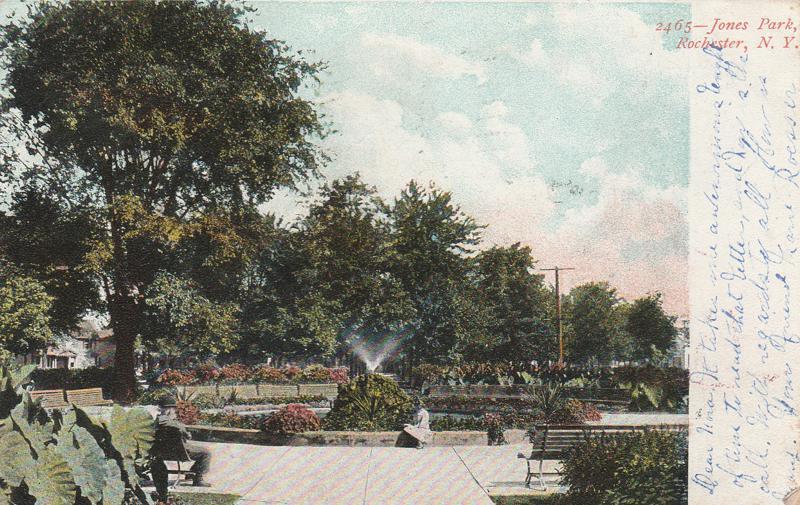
[84,341,90,350]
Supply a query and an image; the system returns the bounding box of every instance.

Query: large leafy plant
[0,364,155,504]
[323,374,412,431]
[559,430,688,505]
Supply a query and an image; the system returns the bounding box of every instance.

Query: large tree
[469,244,556,364]
[0,267,53,359]
[0,1,325,401]
[563,282,627,365]
[626,292,677,362]
[386,181,483,370]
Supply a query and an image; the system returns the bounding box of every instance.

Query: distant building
[16,319,115,370]
[670,319,690,369]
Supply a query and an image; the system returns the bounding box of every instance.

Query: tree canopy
[0,0,326,401]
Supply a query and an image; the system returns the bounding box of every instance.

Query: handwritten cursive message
[689,2,799,504]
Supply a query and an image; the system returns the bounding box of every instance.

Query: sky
[250,2,691,316]
[0,1,690,316]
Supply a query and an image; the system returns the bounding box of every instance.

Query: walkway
[185,442,552,504]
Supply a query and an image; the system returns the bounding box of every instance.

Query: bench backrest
[30,389,67,407]
[65,387,109,405]
[151,425,192,462]
[529,424,687,455]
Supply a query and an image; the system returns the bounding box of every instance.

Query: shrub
[323,374,413,431]
[483,413,506,445]
[429,415,484,431]
[194,363,221,384]
[297,364,331,383]
[559,430,688,505]
[282,365,301,381]
[191,392,227,409]
[217,364,252,383]
[136,387,176,406]
[30,366,115,395]
[262,404,321,434]
[327,367,349,385]
[156,368,195,386]
[176,400,200,425]
[198,411,263,430]
[251,365,288,383]
[612,366,689,412]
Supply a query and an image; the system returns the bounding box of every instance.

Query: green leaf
[54,426,107,504]
[107,406,155,460]
[0,430,33,487]
[101,460,125,505]
[9,365,36,390]
[24,449,76,505]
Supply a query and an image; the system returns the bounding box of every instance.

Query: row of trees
[0,173,677,378]
[0,1,676,401]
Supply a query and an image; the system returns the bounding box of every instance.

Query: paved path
[162,413,688,504]
[184,442,551,504]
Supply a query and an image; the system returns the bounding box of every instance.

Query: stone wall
[176,383,339,400]
[187,425,528,446]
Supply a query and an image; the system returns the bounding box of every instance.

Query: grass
[491,495,561,505]
[170,492,240,505]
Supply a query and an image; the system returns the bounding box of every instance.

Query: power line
[541,266,575,366]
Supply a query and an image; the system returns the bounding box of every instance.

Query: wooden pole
[541,266,575,366]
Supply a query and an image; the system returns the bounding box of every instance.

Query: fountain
[348,326,412,375]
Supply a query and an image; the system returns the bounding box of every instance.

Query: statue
[403,398,432,449]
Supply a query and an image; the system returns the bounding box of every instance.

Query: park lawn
[491,494,562,505]
[170,492,240,505]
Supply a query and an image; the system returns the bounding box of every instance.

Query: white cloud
[513,5,686,106]
[534,156,688,315]
[524,11,541,26]
[262,90,554,246]
[517,39,548,66]
[436,111,473,131]
[360,32,487,84]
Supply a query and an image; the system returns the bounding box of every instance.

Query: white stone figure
[403,402,432,449]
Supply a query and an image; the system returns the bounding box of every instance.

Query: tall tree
[386,181,483,370]
[626,293,677,362]
[563,282,626,365]
[241,175,412,363]
[0,265,53,359]
[0,1,325,401]
[469,244,557,364]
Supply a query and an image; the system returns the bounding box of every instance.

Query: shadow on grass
[169,493,241,505]
[491,495,562,505]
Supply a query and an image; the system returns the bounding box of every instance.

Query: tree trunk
[110,294,139,404]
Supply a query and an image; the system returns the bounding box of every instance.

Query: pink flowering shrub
[262,404,321,434]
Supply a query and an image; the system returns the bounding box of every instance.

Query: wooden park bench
[30,389,68,409]
[517,423,687,490]
[65,387,113,407]
[151,424,197,489]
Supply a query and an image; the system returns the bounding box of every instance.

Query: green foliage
[559,430,688,505]
[613,366,688,413]
[467,244,556,364]
[0,271,53,356]
[0,365,155,504]
[323,374,412,431]
[143,272,240,358]
[563,282,628,365]
[31,367,115,395]
[626,293,678,362]
[262,404,321,434]
[0,190,103,332]
[0,0,325,401]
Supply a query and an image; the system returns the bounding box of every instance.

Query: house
[16,319,115,370]
[670,319,690,369]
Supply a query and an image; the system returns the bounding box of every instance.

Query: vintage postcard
[0,1,796,504]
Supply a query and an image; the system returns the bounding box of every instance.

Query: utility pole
[541,266,574,367]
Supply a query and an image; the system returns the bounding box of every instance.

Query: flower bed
[424,396,601,422]
[155,363,349,386]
